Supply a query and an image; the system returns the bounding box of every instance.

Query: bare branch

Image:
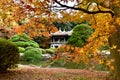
[53,0,114,17]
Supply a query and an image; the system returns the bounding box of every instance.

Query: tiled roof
[51,30,72,36]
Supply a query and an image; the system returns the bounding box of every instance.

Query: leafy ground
[0,65,109,80]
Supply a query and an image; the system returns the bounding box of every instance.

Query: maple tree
[51,0,120,79]
[0,0,120,79]
[0,0,58,47]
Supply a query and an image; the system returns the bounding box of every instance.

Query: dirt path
[0,64,109,80]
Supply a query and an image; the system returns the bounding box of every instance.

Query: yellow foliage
[110,66,115,71]
[105,60,111,66]
[110,45,117,49]
[99,60,104,64]
[116,18,120,26]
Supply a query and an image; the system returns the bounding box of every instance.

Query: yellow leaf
[110,45,117,49]
[105,60,110,66]
[99,60,104,64]
[110,66,114,71]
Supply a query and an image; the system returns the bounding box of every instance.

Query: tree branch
[54,0,114,17]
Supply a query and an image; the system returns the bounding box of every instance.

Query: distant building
[50,29,72,48]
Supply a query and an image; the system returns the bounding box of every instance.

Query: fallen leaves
[0,65,108,80]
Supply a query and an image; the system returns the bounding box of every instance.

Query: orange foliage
[1,0,120,73]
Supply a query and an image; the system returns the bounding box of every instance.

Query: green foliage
[51,59,66,67]
[14,41,30,47]
[0,38,19,72]
[46,49,55,54]
[14,41,39,48]
[64,62,88,69]
[94,64,110,71]
[23,48,42,62]
[8,33,31,42]
[25,46,34,51]
[51,60,90,69]
[39,48,46,54]
[18,47,25,53]
[67,24,94,47]
[51,59,110,71]
[49,47,56,50]
[9,34,39,48]
[28,41,39,48]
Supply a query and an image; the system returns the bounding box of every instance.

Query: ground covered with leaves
[0,65,110,80]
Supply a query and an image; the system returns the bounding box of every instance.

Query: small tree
[67,24,94,47]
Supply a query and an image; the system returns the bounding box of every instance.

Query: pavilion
[50,29,72,48]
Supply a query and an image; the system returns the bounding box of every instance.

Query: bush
[27,41,39,48]
[8,33,39,48]
[39,48,46,54]
[8,33,31,42]
[25,46,34,51]
[46,49,55,54]
[23,48,42,62]
[14,41,39,48]
[14,41,30,47]
[18,47,25,53]
[0,38,19,72]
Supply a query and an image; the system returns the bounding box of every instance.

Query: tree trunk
[108,28,120,79]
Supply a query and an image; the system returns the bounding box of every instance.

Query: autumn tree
[0,0,58,48]
[51,0,120,79]
[1,0,120,79]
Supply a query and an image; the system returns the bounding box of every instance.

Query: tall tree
[52,0,120,79]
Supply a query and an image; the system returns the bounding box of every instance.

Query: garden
[0,25,113,80]
[0,0,120,80]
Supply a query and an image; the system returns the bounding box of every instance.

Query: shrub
[23,48,42,62]
[46,49,55,54]
[39,48,46,54]
[14,41,39,48]
[8,33,39,48]
[8,33,31,42]
[14,41,30,47]
[0,38,19,72]
[18,47,25,53]
[27,41,39,48]
[25,46,34,51]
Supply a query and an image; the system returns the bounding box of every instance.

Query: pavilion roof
[50,30,72,36]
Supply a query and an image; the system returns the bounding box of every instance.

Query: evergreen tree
[67,24,94,47]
